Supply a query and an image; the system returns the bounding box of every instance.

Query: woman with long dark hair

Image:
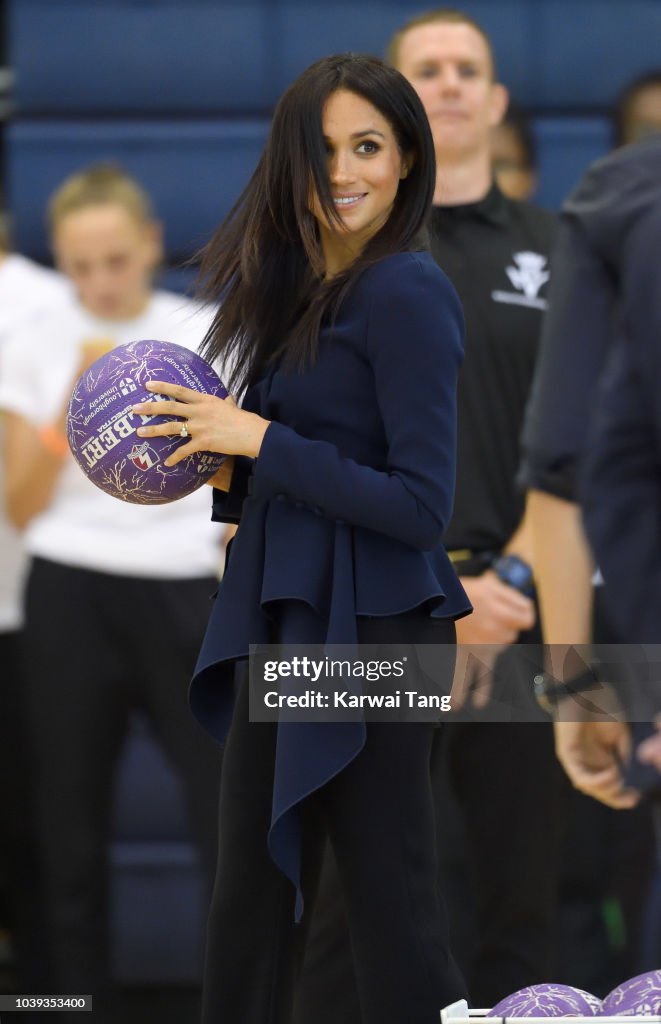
[135,53,471,1024]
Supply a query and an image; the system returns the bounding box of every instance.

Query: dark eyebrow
[352,129,385,139]
[323,129,386,141]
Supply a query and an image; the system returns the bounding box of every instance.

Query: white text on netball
[80,413,144,468]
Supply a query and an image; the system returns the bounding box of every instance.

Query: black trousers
[0,630,49,1002]
[293,590,565,1019]
[202,612,467,1024]
[294,723,564,1017]
[22,558,223,1022]
[437,716,565,1004]
[434,562,565,1006]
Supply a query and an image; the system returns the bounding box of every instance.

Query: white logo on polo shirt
[492,251,550,310]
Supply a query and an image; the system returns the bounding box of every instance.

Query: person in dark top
[522,135,661,658]
[521,139,661,988]
[136,54,470,1024]
[522,136,661,801]
[583,199,661,646]
[429,190,552,561]
[522,135,661,514]
[293,11,563,1020]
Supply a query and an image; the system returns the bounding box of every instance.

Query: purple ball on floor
[601,971,661,1016]
[67,339,228,505]
[491,983,602,1017]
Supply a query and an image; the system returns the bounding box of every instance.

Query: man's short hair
[387,7,496,79]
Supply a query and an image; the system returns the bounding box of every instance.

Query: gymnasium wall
[5,0,661,280]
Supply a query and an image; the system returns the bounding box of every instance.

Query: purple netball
[67,339,228,504]
[491,984,602,1017]
[600,971,661,1016]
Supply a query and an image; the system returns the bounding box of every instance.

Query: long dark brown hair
[198,53,436,390]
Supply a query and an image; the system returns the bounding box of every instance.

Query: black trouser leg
[292,840,361,1024]
[292,613,466,1024]
[0,630,50,1000]
[320,716,467,1024]
[439,718,565,1005]
[206,698,466,1024]
[202,671,323,1024]
[23,560,222,1023]
[23,562,130,1021]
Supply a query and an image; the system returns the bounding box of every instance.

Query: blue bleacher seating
[10,0,661,115]
[9,0,277,115]
[155,265,200,298]
[6,119,270,263]
[110,715,207,984]
[274,1,534,102]
[534,0,661,108]
[533,116,611,209]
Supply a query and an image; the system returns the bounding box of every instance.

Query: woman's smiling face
[309,88,411,275]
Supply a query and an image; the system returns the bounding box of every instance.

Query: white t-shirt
[0,254,69,630]
[0,289,223,581]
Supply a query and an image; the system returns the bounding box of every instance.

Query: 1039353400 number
[0,995,92,1012]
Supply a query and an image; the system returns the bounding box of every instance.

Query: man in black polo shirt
[393,7,564,1005]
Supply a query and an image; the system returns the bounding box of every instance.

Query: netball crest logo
[128,442,160,471]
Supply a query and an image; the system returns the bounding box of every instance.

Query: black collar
[432,182,511,227]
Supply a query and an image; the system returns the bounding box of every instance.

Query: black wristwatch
[492,553,535,598]
[533,667,601,715]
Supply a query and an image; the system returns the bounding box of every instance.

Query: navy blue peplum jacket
[190,251,472,918]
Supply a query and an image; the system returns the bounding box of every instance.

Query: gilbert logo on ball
[67,339,228,504]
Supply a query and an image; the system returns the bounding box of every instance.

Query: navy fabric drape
[190,251,471,916]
